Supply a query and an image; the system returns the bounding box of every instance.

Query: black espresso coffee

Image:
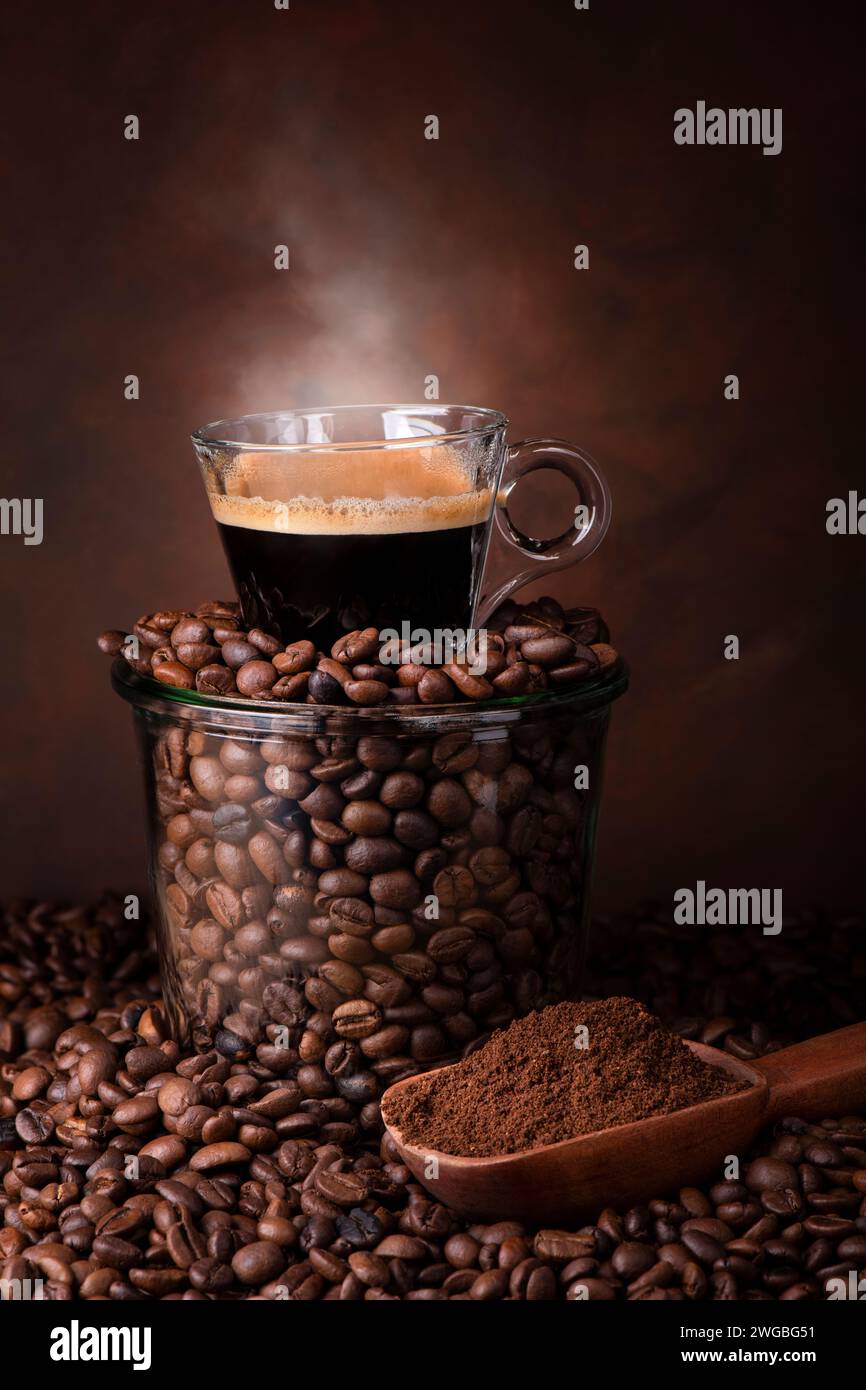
[209,448,494,647]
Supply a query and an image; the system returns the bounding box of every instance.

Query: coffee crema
[208,448,495,646]
[208,447,492,534]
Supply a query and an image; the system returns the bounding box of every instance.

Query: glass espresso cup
[192,404,611,647]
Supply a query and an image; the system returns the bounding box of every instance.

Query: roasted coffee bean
[611,1241,656,1280]
[233,660,277,697]
[745,1157,800,1193]
[222,638,259,669]
[315,1169,369,1207]
[92,1234,141,1270]
[443,1233,480,1268]
[566,1277,617,1301]
[417,669,457,703]
[432,733,479,775]
[189,1142,251,1171]
[113,1094,160,1131]
[197,665,238,696]
[15,1107,55,1143]
[379,772,425,809]
[231,1240,285,1286]
[154,660,196,689]
[308,670,345,704]
[273,641,317,676]
[534,1231,596,1263]
[681,1228,725,1264]
[12,1065,52,1100]
[98,629,127,655]
[332,1000,382,1040]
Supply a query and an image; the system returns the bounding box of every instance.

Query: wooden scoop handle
[753,1021,866,1124]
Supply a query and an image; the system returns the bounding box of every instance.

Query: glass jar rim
[190,403,509,453]
[111,658,628,736]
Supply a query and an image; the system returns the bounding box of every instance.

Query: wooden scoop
[382,1021,866,1224]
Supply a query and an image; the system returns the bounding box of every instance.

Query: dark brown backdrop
[2,0,864,909]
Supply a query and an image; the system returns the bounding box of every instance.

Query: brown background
[2,0,864,909]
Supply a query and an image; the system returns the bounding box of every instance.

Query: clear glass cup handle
[475,438,612,626]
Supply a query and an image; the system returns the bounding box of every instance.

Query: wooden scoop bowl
[382,1021,866,1225]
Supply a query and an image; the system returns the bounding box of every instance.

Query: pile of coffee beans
[1,897,864,1301]
[98,595,621,705]
[0,895,155,1010]
[586,906,866,1058]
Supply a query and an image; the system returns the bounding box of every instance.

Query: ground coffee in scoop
[383,996,746,1156]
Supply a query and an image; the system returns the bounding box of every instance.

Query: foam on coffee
[207,447,493,536]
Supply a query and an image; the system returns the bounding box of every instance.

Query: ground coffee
[383,997,747,1156]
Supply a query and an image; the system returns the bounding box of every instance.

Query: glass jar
[112,661,627,1083]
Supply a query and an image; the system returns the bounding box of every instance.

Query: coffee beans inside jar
[106,594,626,1063]
[141,692,614,1065]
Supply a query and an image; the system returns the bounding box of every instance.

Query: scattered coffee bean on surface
[382,998,747,1156]
[1,897,864,1300]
